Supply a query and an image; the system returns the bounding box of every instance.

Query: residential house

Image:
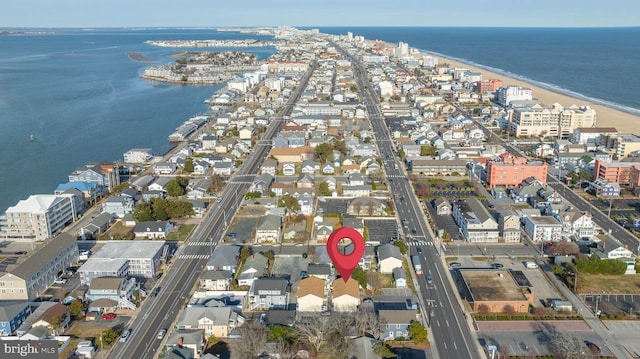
[123,148,153,163]
[31,303,70,335]
[206,246,241,274]
[148,177,172,192]
[0,233,78,301]
[522,216,562,242]
[499,211,521,243]
[347,197,386,216]
[342,185,373,197]
[153,162,177,175]
[591,236,636,274]
[348,173,367,186]
[176,307,243,338]
[212,162,234,176]
[342,217,365,235]
[379,310,418,340]
[306,264,331,281]
[282,162,296,176]
[250,174,274,195]
[270,146,314,163]
[102,196,134,218]
[377,244,403,274]
[297,173,314,188]
[247,278,290,311]
[297,276,325,312]
[187,200,208,218]
[255,215,282,243]
[301,160,320,174]
[187,179,209,199]
[54,181,104,207]
[87,277,137,311]
[193,160,210,175]
[315,222,334,242]
[321,162,335,175]
[555,209,595,240]
[0,301,30,336]
[452,198,499,243]
[434,198,452,216]
[166,330,206,359]
[510,178,544,204]
[393,268,407,288]
[237,253,268,287]
[331,278,360,312]
[261,159,278,176]
[78,212,114,240]
[199,270,232,291]
[133,221,173,239]
[323,176,337,191]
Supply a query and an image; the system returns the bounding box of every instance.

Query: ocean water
[1,27,639,214]
[319,27,640,115]
[0,29,275,213]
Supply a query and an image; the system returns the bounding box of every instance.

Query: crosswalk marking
[179,254,210,260]
[407,241,431,246]
[186,242,213,246]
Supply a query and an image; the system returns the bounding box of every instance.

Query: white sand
[430,54,640,134]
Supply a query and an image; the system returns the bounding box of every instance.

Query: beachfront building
[509,103,596,139]
[613,134,640,159]
[486,154,548,189]
[496,86,532,107]
[571,127,618,145]
[123,148,153,163]
[0,233,78,301]
[0,194,80,242]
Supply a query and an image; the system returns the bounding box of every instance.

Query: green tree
[318,182,332,196]
[166,180,185,197]
[397,149,406,158]
[245,191,262,199]
[373,343,397,358]
[407,320,428,344]
[68,299,84,319]
[183,158,194,173]
[394,239,408,255]
[351,267,367,289]
[333,139,347,155]
[152,198,170,221]
[97,327,123,347]
[133,202,153,222]
[279,194,300,213]
[314,143,334,163]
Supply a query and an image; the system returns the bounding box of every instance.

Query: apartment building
[1,194,80,242]
[593,160,640,186]
[614,134,640,159]
[486,154,548,189]
[452,198,499,243]
[0,233,78,301]
[509,103,596,139]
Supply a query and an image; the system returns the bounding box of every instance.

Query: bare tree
[548,331,588,359]
[229,321,268,359]
[296,314,334,353]
[366,270,383,295]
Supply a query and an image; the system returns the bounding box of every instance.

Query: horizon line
[2,25,639,30]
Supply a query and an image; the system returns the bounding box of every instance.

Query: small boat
[29,134,34,141]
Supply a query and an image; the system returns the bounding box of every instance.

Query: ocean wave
[417,48,640,117]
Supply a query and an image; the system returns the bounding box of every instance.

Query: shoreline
[421,51,640,134]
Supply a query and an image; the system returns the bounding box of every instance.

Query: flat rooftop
[460,269,526,302]
[528,216,560,225]
[92,241,165,260]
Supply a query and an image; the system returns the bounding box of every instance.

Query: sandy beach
[430,54,640,135]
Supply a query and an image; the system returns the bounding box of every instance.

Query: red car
[102,313,117,320]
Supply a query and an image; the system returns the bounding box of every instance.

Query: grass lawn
[102,221,133,240]
[579,274,640,294]
[402,258,416,293]
[67,323,111,340]
[166,224,196,241]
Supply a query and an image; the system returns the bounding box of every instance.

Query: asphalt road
[338,43,481,359]
[109,61,317,359]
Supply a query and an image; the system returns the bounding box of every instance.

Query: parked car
[226,232,236,238]
[449,262,462,268]
[102,313,117,320]
[54,278,67,284]
[157,328,167,339]
[491,263,504,269]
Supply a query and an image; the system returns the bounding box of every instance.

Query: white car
[157,328,167,339]
[54,278,67,284]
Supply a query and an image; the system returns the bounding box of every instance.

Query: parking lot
[581,293,640,317]
[427,202,464,241]
[364,219,398,244]
[227,217,260,245]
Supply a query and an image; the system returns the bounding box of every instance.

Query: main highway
[336,41,481,359]
[110,61,317,359]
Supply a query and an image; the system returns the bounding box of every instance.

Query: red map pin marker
[326,227,365,282]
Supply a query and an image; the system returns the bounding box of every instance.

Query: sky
[1,0,639,28]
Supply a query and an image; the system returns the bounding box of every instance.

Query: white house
[332,278,360,312]
[377,244,403,274]
[523,216,562,242]
[297,276,325,312]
